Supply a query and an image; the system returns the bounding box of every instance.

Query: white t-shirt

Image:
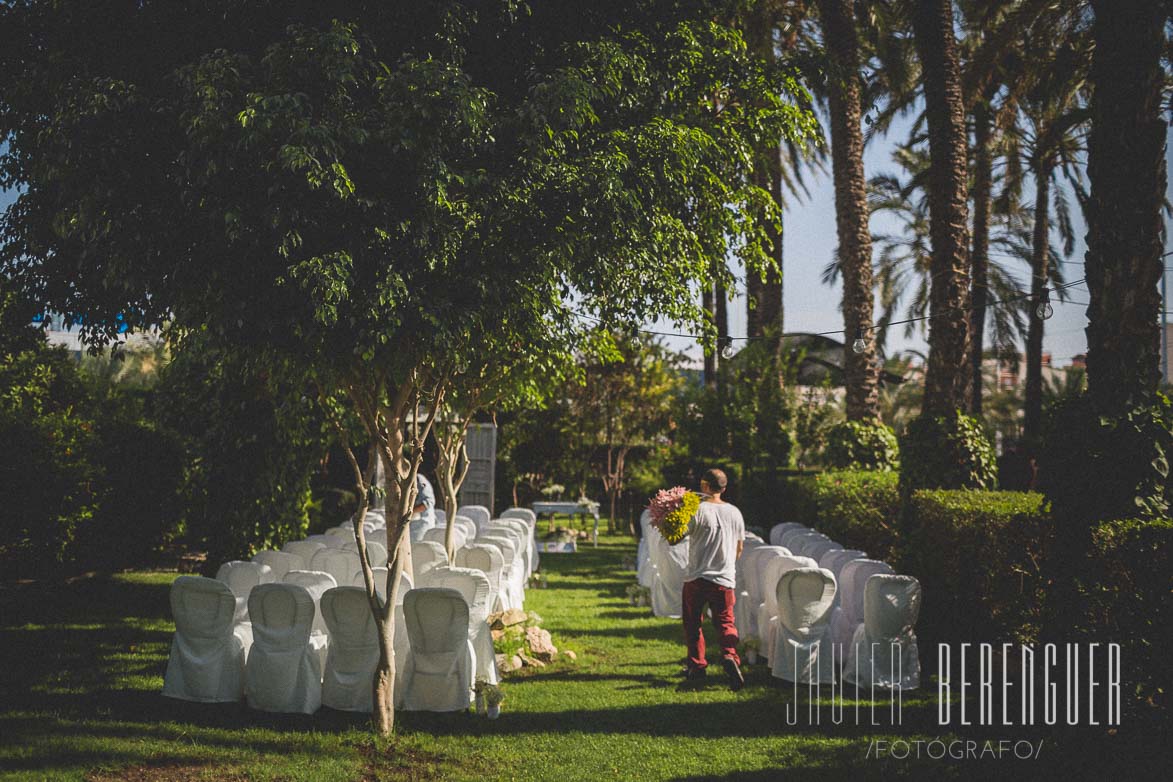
[683,500,745,588]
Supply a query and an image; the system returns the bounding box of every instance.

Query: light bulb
[720,341,735,360]
[852,338,867,354]
[1035,300,1053,320]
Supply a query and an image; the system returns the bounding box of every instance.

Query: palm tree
[1083,0,1167,414]
[817,0,880,421]
[910,0,973,416]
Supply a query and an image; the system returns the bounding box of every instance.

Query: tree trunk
[970,100,993,415]
[1023,160,1052,445]
[702,281,716,389]
[1085,0,1167,414]
[715,272,729,368]
[746,11,784,342]
[912,0,972,417]
[819,0,878,421]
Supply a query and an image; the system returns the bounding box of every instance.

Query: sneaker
[722,657,744,691]
[682,666,706,681]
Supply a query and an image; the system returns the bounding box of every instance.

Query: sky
[3,119,1172,370]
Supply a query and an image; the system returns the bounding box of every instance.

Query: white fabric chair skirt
[244,583,325,714]
[771,567,838,685]
[843,574,922,690]
[649,528,688,618]
[162,576,248,703]
[320,586,380,712]
[399,588,475,712]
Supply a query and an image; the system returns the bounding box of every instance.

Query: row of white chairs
[163,505,541,713]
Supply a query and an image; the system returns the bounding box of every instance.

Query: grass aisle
[0,537,1152,781]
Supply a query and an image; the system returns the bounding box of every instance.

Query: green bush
[901,489,1048,646]
[899,411,996,494]
[1084,518,1172,718]
[810,471,901,560]
[823,420,899,471]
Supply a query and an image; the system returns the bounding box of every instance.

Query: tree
[817,0,879,421]
[1,3,813,733]
[910,0,973,416]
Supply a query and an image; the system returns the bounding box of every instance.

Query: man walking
[680,468,745,690]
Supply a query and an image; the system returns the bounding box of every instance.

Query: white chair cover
[451,515,479,541]
[418,565,498,685]
[788,531,830,557]
[215,560,274,627]
[501,507,537,526]
[843,574,922,690]
[757,554,818,664]
[310,548,362,590]
[412,540,449,576]
[780,527,816,551]
[744,531,764,543]
[456,543,506,613]
[355,565,416,706]
[648,527,689,618]
[458,505,491,531]
[736,546,788,640]
[252,550,301,583]
[636,509,655,588]
[400,588,475,712]
[829,559,895,650]
[320,586,380,712]
[434,509,447,526]
[324,527,352,547]
[770,523,806,546]
[367,529,389,549]
[771,567,838,684]
[282,540,327,570]
[362,540,388,568]
[162,576,247,703]
[487,519,532,577]
[802,538,838,565]
[477,530,524,610]
[305,534,331,547]
[424,525,469,553]
[409,517,433,543]
[282,570,337,641]
[244,583,324,714]
[819,549,868,581]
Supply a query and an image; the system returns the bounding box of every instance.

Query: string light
[719,336,735,360]
[1035,287,1054,321]
[851,327,867,355]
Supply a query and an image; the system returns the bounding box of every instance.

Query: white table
[531,501,601,547]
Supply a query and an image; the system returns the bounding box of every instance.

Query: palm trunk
[912,0,972,416]
[1085,0,1167,414]
[1023,161,1052,445]
[819,0,878,421]
[715,272,729,368]
[970,101,993,415]
[746,10,784,342]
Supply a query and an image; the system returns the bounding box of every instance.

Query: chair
[770,567,838,684]
[412,540,449,577]
[245,583,325,714]
[361,540,388,568]
[283,570,337,643]
[310,548,362,590]
[457,505,491,531]
[434,509,448,526]
[304,534,331,547]
[252,550,301,583]
[636,509,656,588]
[215,560,274,631]
[408,517,433,543]
[780,527,817,551]
[162,576,247,702]
[367,529,389,550]
[320,586,381,712]
[451,515,479,542]
[399,588,475,712]
[756,554,818,665]
[787,531,830,557]
[843,574,922,690]
[736,546,787,640]
[829,559,895,649]
[487,519,532,576]
[324,527,352,547]
[819,549,868,581]
[501,507,537,526]
[648,526,689,618]
[477,531,525,610]
[770,523,807,546]
[803,538,839,565]
[418,565,498,685]
[282,540,327,570]
[424,526,468,553]
[456,543,506,613]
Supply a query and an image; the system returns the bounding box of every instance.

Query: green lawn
[0,537,1162,781]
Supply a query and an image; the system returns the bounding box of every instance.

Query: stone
[564,650,577,661]
[525,626,558,662]
[491,628,504,643]
[519,652,546,668]
[488,608,526,630]
[510,655,525,671]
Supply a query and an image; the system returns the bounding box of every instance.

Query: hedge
[901,489,1049,647]
[781,471,901,561]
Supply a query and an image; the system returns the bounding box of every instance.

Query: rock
[510,654,525,671]
[488,608,526,630]
[565,650,577,661]
[519,652,546,668]
[491,629,504,642]
[525,626,558,662]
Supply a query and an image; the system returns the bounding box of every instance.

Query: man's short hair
[701,468,727,491]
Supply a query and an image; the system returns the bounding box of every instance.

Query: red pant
[682,578,740,670]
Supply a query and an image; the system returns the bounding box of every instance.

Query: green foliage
[902,489,1049,645]
[1085,518,1172,718]
[899,410,997,493]
[1040,393,1173,524]
[157,341,329,566]
[822,420,899,471]
[795,471,901,561]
